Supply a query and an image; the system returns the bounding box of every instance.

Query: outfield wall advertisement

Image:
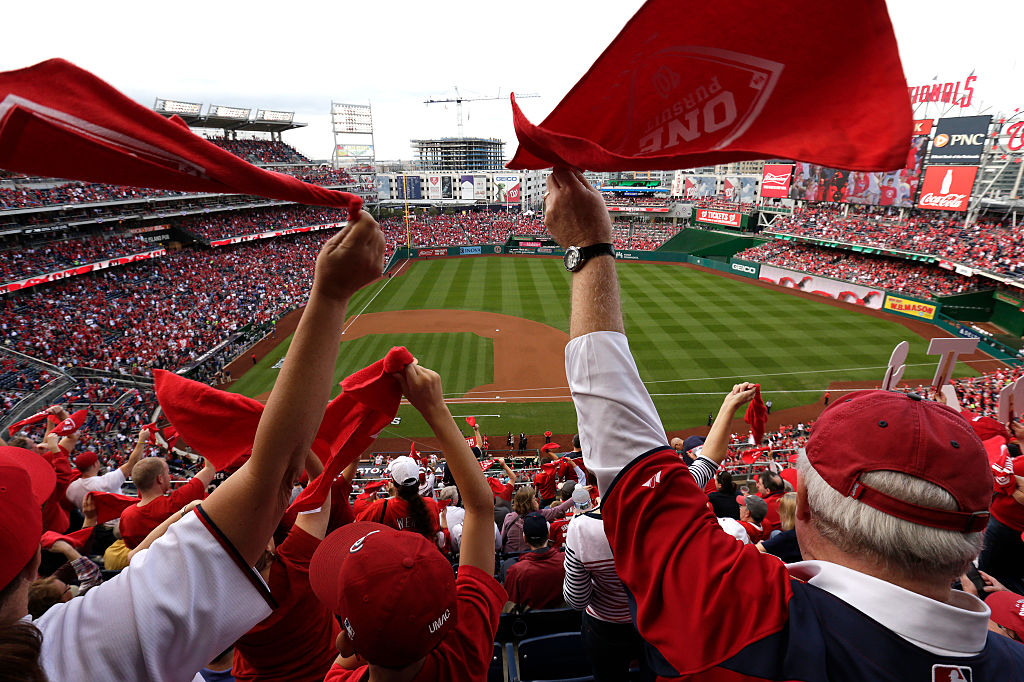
[460,175,475,200]
[1,249,166,295]
[758,264,885,309]
[882,294,938,320]
[426,175,442,200]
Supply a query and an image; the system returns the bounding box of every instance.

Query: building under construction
[411,137,505,171]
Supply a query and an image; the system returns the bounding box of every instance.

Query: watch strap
[578,243,615,261]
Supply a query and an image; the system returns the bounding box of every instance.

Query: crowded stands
[0,233,155,282]
[205,137,311,165]
[769,205,1024,278]
[736,240,988,298]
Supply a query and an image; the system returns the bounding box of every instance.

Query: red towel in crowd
[507,0,910,172]
[89,492,140,525]
[155,348,413,513]
[51,409,88,437]
[0,59,362,214]
[745,385,768,445]
[7,408,53,435]
[40,527,95,551]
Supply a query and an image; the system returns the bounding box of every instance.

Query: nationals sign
[695,209,742,227]
[759,164,793,198]
[916,166,978,212]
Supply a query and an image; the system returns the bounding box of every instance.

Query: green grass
[231,256,979,436]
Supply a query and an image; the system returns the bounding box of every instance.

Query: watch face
[564,248,581,271]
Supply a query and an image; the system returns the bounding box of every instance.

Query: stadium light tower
[424,87,539,138]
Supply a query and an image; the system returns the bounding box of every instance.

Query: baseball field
[229,255,984,438]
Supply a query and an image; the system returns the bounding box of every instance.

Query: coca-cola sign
[916,165,978,212]
[759,163,792,198]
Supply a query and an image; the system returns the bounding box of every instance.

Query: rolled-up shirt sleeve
[566,331,669,494]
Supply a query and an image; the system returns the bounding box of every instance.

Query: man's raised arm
[544,168,667,494]
[200,212,385,565]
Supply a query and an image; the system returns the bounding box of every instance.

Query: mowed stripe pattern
[238,256,978,433]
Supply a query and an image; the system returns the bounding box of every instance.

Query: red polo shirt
[505,547,566,609]
[233,526,340,681]
[323,566,505,681]
[119,477,207,549]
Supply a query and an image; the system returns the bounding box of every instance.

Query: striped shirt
[562,456,718,623]
[563,511,632,623]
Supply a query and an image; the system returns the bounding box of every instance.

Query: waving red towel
[41,527,95,551]
[744,385,768,445]
[8,408,52,435]
[88,491,139,525]
[156,348,413,512]
[51,409,88,437]
[507,0,910,172]
[0,59,362,214]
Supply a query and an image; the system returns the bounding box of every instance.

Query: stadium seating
[506,632,595,682]
[205,137,310,164]
[735,241,987,298]
[768,205,1024,278]
[0,233,154,282]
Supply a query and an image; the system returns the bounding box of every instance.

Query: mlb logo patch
[932,664,972,682]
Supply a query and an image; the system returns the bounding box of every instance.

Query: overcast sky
[2,1,1020,162]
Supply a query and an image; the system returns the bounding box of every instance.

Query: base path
[342,309,571,402]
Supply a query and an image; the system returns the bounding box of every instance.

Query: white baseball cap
[388,456,420,487]
[572,486,592,511]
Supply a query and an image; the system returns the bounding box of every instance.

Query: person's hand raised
[392,361,446,419]
[543,167,612,249]
[723,382,759,412]
[313,210,385,302]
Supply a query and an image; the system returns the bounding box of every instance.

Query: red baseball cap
[987,590,1024,634]
[806,390,992,533]
[75,451,99,471]
[309,522,456,667]
[0,446,57,587]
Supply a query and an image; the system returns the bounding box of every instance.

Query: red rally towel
[0,59,362,214]
[88,491,139,525]
[156,348,413,513]
[8,408,52,435]
[744,385,768,445]
[478,459,495,472]
[154,370,264,469]
[506,0,910,173]
[963,411,1012,444]
[51,409,88,437]
[466,416,477,428]
[741,446,769,465]
[356,480,388,501]
[41,527,95,551]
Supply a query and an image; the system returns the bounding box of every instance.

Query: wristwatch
[563,243,615,272]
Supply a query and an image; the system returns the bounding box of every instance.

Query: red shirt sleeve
[428,566,507,677]
[276,525,320,571]
[602,449,792,676]
[170,477,207,508]
[355,498,384,523]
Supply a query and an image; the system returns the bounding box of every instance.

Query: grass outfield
[231,256,979,437]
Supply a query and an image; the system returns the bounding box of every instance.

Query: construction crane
[424,87,539,137]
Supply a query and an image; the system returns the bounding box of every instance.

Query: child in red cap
[311,361,506,680]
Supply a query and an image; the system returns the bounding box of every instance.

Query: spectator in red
[533,461,559,507]
[118,457,216,549]
[755,470,786,536]
[736,494,767,544]
[547,168,1022,679]
[310,360,505,680]
[232,455,339,681]
[979,450,1024,593]
[355,455,441,546]
[504,511,566,610]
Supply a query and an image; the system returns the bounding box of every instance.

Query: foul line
[341,258,410,336]
[444,358,1010,397]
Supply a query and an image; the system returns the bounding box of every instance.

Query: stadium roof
[152,99,306,133]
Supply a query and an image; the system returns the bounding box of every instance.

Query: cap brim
[310,522,397,615]
[0,447,56,504]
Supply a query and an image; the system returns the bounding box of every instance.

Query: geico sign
[934,133,985,148]
[732,263,756,274]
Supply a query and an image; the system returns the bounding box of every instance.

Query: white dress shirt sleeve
[565,331,669,494]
